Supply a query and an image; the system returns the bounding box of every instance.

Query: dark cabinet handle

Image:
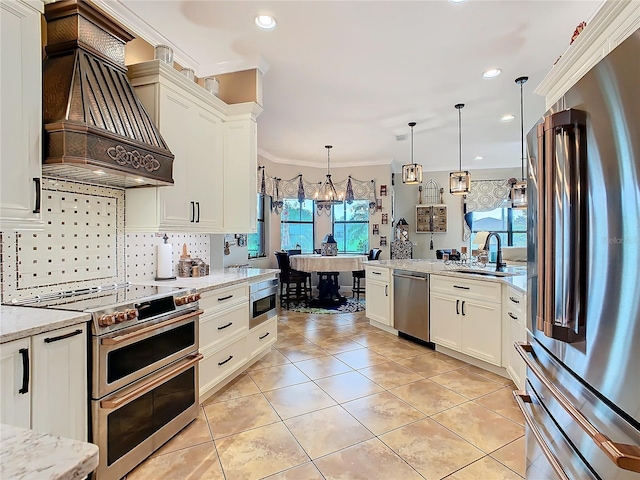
[453,285,470,290]
[461,300,466,316]
[33,178,41,214]
[456,299,460,315]
[508,312,518,320]
[218,355,233,366]
[509,296,520,304]
[190,201,195,222]
[196,202,200,223]
[259,332,270,340]
[44,329,83,343]
[19,348,29,394]
[218,295,233,302]
[217,322,233,330]
[372,271,381,275]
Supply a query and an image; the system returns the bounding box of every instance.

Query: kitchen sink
[447,268,518,277]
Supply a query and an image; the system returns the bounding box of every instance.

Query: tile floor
[126,309,525,480]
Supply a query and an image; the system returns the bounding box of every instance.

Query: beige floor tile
[465,364,514,386]
[277,323,294,334]
[313,315,355,327]
[380,418,484,480]
[474,387,524,425]
[334,348,389,369]
[331,322,362,335]
[430,368,505,399]
[263,381,336,419]
[388,379,468,415]
[314,438,424,480]
[369,341,426,361]
[315,370,385,403]
[203,393,280,439]
[293,355,353,380]
[248,363,310,391]
[215,422,309,480]
[246,349,291,371]
[314,336,364,354]
[151,410,212,457]
[300,326,344,342]
[262,462,324,480]
[342,391,425,435]
[274,332,310,349]
[203,373,260,404]
[432,402,524,453]
[284,405,373,459]
[445,456,523,480]
[358,361,423,389]
[349,331,398,347]
[432,352,470,368]
[127,443,223,480]
[286,319,325,333]
[277,342,329,362]
[491,437,526,477]
[395,352,465,377]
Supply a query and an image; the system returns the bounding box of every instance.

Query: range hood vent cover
[42,0,174,187]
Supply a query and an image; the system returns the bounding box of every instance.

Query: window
[470,207,527,247]
[248,194,266,258]
[280,199,314,252]
[332,200,369,253]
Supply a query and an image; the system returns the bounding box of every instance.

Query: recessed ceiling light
[482,68,501,79]
[501,114,515,122]
[474,156,484,161]
[93,170,106,175]
[449,0,468,3]
[255,15,277,30]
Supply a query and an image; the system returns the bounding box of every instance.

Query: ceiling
[116,0,602,171]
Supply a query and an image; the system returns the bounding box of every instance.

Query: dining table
[290,254,368,306]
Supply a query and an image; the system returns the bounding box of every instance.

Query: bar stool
[352,248,382,300]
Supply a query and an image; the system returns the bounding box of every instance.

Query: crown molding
[200,55,270,77]
[258,148,392,169]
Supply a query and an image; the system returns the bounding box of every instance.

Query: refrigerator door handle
[513,390,570,480]
[516,342,640,473]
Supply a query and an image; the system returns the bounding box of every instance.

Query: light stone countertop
[0,424,98,480]
[137,268,280,294]
[369,259,528,293]
[0,306,91,344]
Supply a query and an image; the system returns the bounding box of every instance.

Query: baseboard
[435,345,510,379]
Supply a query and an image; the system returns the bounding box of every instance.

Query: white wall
[393,167,520,259]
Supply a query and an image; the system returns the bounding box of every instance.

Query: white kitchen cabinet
[0,0,44,231]
[365,266,392,326]
[430,275,502,366]
[0,337,31,429]
[125,60,261,234]
[31,324,87,442]
[504,286,527,389]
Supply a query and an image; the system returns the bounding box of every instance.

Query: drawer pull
[218,355,234,366]
[372,271,382,275]
[44,329,83,343]
[217,322,233,330]
[218,295,233,302]
[453,285,470,290]
[509,296,520,304]
[508,312,518,320]
[259,332,270,340]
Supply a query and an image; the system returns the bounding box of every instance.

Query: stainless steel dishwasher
[393,269,430,342]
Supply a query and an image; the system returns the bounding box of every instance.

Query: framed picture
[381,213,388,225]
[380,185,387,196]
[376,198,383,211]
[372,224,379,235]
[380,236,387,246]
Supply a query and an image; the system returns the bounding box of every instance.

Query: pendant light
[511,76,529,209]
[450,103,471,195]
[316,145,343,215]
[402,122,423,184]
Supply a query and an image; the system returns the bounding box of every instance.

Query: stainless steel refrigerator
[517,29,640,479]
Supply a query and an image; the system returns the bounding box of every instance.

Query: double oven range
[14,284,203,480]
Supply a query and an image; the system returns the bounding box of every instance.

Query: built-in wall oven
[250,277,278,328]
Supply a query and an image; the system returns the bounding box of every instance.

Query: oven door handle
[100,353,203,410]
[516,342,640,473]
[101,309,203,346]
[513,390,570,480]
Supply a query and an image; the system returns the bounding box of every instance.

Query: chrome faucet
[483,232,506,272]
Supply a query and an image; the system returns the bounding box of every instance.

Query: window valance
[463,179,511,241]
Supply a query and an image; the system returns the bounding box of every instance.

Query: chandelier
[511,76,528,209]
[402,122,423,184]
[449,103,471,195]
[316,145,343,215]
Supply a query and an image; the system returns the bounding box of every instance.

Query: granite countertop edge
[0,307,91,344]
[136,268,281,293]
[0,424,98,480]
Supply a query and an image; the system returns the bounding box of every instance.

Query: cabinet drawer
[504,286,525,314]
[431,275,501,303]
[247,317,277,357]
[366,266,390,281]
[199,284,248,312]
[199,336,247,397]
[200,303,248,350]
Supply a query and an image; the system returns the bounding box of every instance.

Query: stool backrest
[274,251,293,282]
[369,248,382,260]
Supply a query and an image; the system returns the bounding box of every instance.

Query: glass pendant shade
[511,180,527,209]
[402,122,423,184]
[316,145,343,215]
[511,76,529,209]
[450,104,470,195]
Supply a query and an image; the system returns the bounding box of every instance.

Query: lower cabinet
[430,292,461,350]
[365,266,392,326]
[0,324,87,441]
[505,287,527,389]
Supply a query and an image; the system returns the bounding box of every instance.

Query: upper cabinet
[125,60,262,234]
[0,0,44,231]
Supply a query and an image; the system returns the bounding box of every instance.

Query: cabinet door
[189,105,223,232]
[461,300,502,366]
[31,325,87,441]
[365,280,391,325]
[0,0,43,230]
[0,338,31,429]
[508,311,527,389]
[430,292,461,350]
[157,86,192,228]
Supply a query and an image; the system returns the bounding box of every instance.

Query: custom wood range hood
[42,0,174,187]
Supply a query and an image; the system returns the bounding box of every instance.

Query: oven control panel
[175,293,201,306]
[98,308,139,327]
